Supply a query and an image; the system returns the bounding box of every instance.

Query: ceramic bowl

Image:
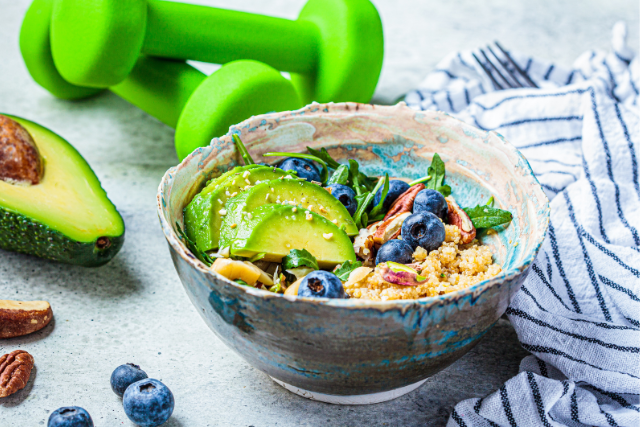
[157,102,549,404]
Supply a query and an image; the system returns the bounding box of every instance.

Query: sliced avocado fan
[219,178,358,249]
[230,204,356,268]
[0,114,124,266]
[184,165,293,252]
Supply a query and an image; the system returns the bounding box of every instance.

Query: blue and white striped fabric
[406,22,639,427]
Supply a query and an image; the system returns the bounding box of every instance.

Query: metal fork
[472,42,538,90]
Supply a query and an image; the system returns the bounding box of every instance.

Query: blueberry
[401,212,446,251]
[279,158,321,182]
[413,189,448,219]
[373,180,410,211]
[123,379,174,427]
[327,184,357,215]
[110,363,148,398]
[375,239,414,265]
[297,270,346,299]
[48,407,93,427]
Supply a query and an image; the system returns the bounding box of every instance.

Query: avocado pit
[0,115,43,185]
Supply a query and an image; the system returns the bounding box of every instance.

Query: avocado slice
[229,204,356,268]
[0,114,124,266]
[184,165,292,252]
[219,179,358,249]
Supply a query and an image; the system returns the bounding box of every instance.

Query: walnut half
[0,350,34,398]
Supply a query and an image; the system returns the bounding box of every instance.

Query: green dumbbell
[49,0,384,104]
[20,0,303,160]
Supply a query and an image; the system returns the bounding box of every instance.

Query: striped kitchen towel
[406,22,639,426]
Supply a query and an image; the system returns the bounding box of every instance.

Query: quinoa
[344,225,501,301]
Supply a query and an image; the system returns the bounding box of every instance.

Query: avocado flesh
[229,204,356,268]
[0,115,124,266]
[184,165,291,252]
[219,179,358,249]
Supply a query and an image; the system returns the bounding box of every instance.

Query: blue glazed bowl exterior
[157,103,549,395]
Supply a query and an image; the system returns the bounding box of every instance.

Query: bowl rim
[157,102,550,309]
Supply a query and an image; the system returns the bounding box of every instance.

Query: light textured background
[0,1,637,426]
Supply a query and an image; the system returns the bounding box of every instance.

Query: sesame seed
[225,190,231,196]
[247,213,253,220]
[307,205,313,211]
[270,187,274,192]
[332,219,338,224]
[323,233,333,240]
[306,213,313,221]
[231,192,237,197]
[242,170,250,178]
[288,201,296,206]
[265,194,270,201]
[292,207,297,212]
[286,243,291,248]
[245,178,251,185]
[219,209,227,216]
[230,223,237,229]
[319,206,327,213]
[301,197,307,203]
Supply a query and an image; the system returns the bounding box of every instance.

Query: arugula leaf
[306,147,340,169]
[353,193,374,229]
[232,134,255,165]
[426,153,448,196]
[486,196,494,207]
[333,260,362,281]
[409,175,431,186]
[463,205,513,229]
[282,248,319,270]
[175,222,213,266]
[437,185,452,197]
[263,152,329,184]
[327,164,349,185]
[347,160,363,195]
[368,174,389,219]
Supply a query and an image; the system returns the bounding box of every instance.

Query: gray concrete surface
[0,0,637,425]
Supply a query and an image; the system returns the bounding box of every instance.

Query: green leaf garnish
[282,248,319,271]
[234,279,252,287]
[486,196,494,207]
[263,152,329,184]
[426,153,450,197]
[327,164,349,185]
[249,252,266,262]
[463,205,513,229]
[175,222,213,266]
[387,261,427,281]
[333,260,362,281]
[306,147,340,169]
[232,134,255,165]
[347,160,364,195]
[368,174,389,219]
[437,185,452,197]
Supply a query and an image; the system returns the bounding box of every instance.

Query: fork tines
[473,42,538,90]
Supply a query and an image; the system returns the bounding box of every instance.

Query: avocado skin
[0,206,124,267]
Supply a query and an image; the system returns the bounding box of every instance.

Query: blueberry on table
[375,239,414,265]
[110,363,148,397]
[123,379,174,427]
[401,212,446,251]
[373,179,410,211]
[413,189,448,219]
[297,270,346,298]
[326,184,357,215]
[279,157,321,182]
[48,407,93,427]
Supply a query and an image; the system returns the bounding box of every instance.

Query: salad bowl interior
[158,102,549,401]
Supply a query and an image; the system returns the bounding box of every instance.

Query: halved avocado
[0,114,124,266]
[184,165,292,252]
[219,179,358,249]
[230,204,356,268]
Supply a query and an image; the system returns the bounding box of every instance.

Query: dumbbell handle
[142,1,318,75]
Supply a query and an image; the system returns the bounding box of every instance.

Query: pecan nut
[373,212,411,245]
[383,184,424,220]
[446,196,476,244]
[0,350,34,398]
[0,300,53,339]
